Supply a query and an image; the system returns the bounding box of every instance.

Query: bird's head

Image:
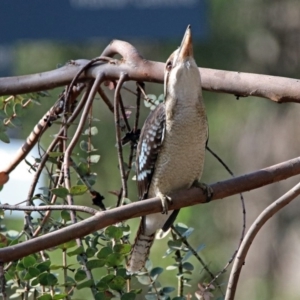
[164,25,202,102]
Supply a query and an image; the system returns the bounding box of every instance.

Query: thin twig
[225,181,300,300]
[0,204,98,215]
[170,229,184,297]
[63,76,103,298]
[114,72,129,204]
[26,83,88,202]
[206,146,246,290]
[171,225,224,296]
[98,86,114,113]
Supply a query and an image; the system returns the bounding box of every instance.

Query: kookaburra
[127,25,208,273]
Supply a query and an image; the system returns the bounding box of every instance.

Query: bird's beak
[176,25,193,63]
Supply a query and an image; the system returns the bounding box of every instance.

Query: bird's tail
[126,223,155,274]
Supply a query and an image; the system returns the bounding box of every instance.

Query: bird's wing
[136,103,166,200]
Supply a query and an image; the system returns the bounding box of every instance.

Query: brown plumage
[127,25,208,273]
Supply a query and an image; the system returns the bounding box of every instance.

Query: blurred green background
[3,1,300,299]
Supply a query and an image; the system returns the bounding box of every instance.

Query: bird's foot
[157,192,172,214]
[192,180,213,202]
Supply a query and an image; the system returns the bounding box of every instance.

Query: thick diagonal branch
[0,156,299,263]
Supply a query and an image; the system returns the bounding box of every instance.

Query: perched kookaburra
[127,25,208,273]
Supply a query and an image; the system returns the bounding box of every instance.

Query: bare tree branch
[114,73,129,202]
[0,41,299,103]
[225,181,300,300]
[0,204,98,215]
[0,156,299,263]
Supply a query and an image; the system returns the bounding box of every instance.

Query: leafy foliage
[0,92,49,143]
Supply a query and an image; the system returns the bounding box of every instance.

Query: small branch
[1,157,300,263]
[25,83,91,201]
[225,181,300,300]
[98,86,114,113]
[62,76,102,298]
[114,72,129,203]
[170,229,184,297]
[0,204,98,215]
[171,225,223,296]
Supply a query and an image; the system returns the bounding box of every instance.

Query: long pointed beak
[177,25,193,62]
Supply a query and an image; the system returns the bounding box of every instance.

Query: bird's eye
[166,61,172,71]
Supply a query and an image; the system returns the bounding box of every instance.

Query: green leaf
[116,268,130,279]
[99,274,115,284]
[77,163,89,176]
[84,126,98,136]
[0,131,10,143]
[94,291,113,300]
[144,293,158,300]
[65,276,76,286]
[106,253,124,267]
[10,117,22,127]
[48,152,63,158]
[74,269,87,282]
[174,223,189,234]
[166,265,177,271]
[162,287,175,294]
[51,187,69,198]
[61,210,71,221]
[86,247,97,258]
[181,227,194,238]
[16,261,25,271]
[150,267,163,281]
[182,262,194,271]
[97,247,113,259]
[167,240,182,250]
[77,279,94,290]
[69,185,88,196]
[105,226,123,239]
[37,294,52,300]
[80,140,89,152]
[28,267,40,277]
[52,294,68,300]
[50,265,64,270]
[67,246,84,257]
[113,244,131,254]
[136,275,151,285]
[96,281,108,291]
[86,259,105,269]
[108,275,126,291]
[36,260,51,272]
[121,293,136,300]
[89,155,101,164]
[38,273,58,286]
[22,255,36,268]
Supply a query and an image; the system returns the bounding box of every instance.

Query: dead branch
[0,204,98,215]
[225,181,300,300]
[0,41,299,103]
[0,156,299,263]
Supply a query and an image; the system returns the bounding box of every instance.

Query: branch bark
[0,156,299,263]
[0,41,299,103]
[225,181,300,300]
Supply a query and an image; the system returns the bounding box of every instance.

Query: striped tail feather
[127,224,155,274]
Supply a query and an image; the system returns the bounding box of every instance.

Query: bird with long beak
[127,25,208,273]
